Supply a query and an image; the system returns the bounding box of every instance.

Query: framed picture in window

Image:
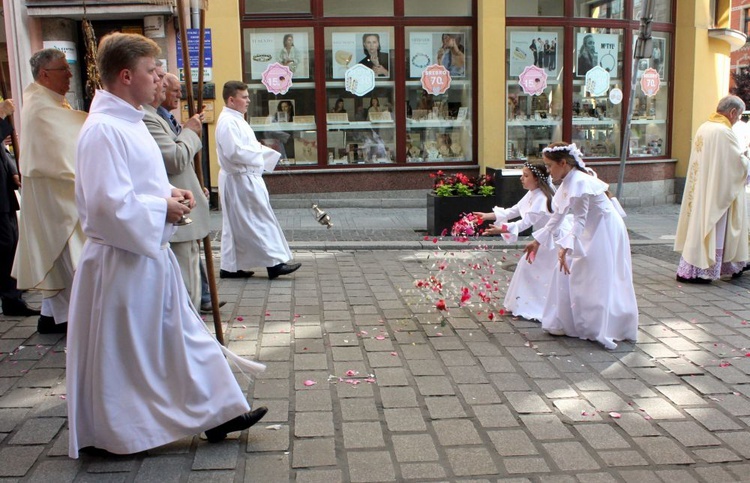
[576,33,619,78]
[409,31,468,78]
[247,31,310,80]
[269,99,295,122]
[508,32,558,78]
[332,31,391,79]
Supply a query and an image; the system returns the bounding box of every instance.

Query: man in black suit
[0,100,40,317]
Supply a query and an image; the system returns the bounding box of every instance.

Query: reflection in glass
[633,0,671,23]
[244,0,310,15]
[324,0,393,17]
[404,0,471,17]
[574,0,624,19]
[507,1,563,17]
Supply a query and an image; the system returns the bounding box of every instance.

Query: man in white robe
[67,32,266,458]
[675,95,750,283]
[215,80,301,280]
[11,48,87,333]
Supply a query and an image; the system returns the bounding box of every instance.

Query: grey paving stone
[0,387,48,408]
[460,384,503,405]
[432,418,482,445]
[294,371,331,390]
[502,456,551,474]
[363,337,394,351]
[292,438,336,468]
[684,407,743,431]
[478,356,515,372]
[425,396,467,419]
[295,325,323,339]
[654,469,700,483]
[192,441,239,470]
[336,382,374,399]
[543,441,600,471]
[252,379,290,399]
[367,352,403,368]
[632,368,681,386]
[658,421,722,447]
[328,333,359,346]
[340,397,379,421]
[347,450,396,482]
[659,359,705,376]
[632,436,695,464]
[505,391,552,413]
[719,431,750,458]
[399,462,446,480]
[400,344,436,360]
[715,393,750,416]
[520,414,573,440]
[588,361,632,379]
[632,397,685,419]
[684,374,733,394]
[581,391,630,412]
[27,458,81,483]
[638,343,678,359]
[445,447,499,476]
[379,387,418,408]
[488,429,538,456]
[254,399,289,423]
[296,389,333,411]
[447,365,489,384]
[294,353,329,370]
[372,368,408,386]
[429,337,465,351]
[392,433,439,462]
[692,447,742,463]
[406,359,446,376]
[615,352,656,368]
[617,469,661,483]
[0,408,29,432]
[415,375,455,396]
[598,450,649,467]
[728,463,750,481]
[472,404,519,428]
[134,456,183,483]
[613,412,661,437]
[383,408,427,432]
[611,379,657,398]
[342,421,385,448]
[242,453,290,482]
[566,373,610,391]
[8,417,65,445]
[534,379,578,399]
[15,368,64,388]
[295,412,334,437]
[574,423,630,449]
[256,361,290,380]
[295,469,344,483]
[552,399,602,422]
[331,346,363,362]
[438,350,476,366]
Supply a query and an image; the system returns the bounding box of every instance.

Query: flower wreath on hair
[523,161,548,181]
[541,143,586,168]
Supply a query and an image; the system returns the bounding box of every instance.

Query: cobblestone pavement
[5,202,750,481]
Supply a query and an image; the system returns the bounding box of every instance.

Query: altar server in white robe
[215,81,301,280]
[475,162,566,321]
[675,95,749,283]
[525,142,638,350]
[67,33,266,458]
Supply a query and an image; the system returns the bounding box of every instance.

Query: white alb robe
[533,169,638,350]
[493,189,560,321]
[215,107,291,271]
[67,90,250,458]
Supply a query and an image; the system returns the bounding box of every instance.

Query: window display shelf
[407,119,470,128]
[572,118,617,126]
[507,119,560,127]
[327,121,395,130]
[631,119,666,125]
[251,122,317,132]
[326,80,395,89]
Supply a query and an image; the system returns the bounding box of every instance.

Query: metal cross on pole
[616,0,655,200]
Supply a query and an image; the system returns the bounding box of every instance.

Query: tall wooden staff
[175,0,225,345]
[0,66,20,171]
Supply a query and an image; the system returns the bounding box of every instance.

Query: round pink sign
[421,64,452,95]
[518,65,548,96]
[262,62,293,95]
[640,68,660,97]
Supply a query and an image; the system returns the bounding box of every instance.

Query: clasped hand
[166,188,194,223]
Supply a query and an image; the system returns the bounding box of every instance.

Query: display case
[571,88,621,158]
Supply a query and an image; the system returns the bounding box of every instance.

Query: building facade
[0,0,741,204]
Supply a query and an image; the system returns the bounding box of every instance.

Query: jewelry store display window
[240,0,476,169]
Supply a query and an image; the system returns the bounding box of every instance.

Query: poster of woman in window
[575,33,619,78]
[508,32,558,77]
[247,31,310,80]
[332,32,392,79]
[409,32,468,78]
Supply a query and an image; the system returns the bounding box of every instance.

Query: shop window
[744,8,750,37]
[630,33,670,157]
[405,27,473,163]
[505,27,564,161]
[242,28,317,165]
[404,0,471,17]
[323,0,393,17]
[507,0,563,17]
[632,0,671,23]
[244,0,311,15]
[324,27,396,165]
[575,0,624,19]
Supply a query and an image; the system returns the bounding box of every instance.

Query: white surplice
[533,169,638,350]
[493,189,561,321]
[67,90,250,458]
[215,107,292,271]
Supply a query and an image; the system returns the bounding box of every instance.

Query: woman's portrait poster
[409,32,467,78]
[332,32,391,79]
[247,31,310,80]
[509,32,559,77]
[575,33,619,78]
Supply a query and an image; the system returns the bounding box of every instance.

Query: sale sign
[640,68,660,97]
[261,62,293,95]
[518,65,547,96]
[421,64,452,95]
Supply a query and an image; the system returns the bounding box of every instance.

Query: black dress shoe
[200,301,227,314]
[267,262,301,280]
[205,406,268,443]
[676,275,711,285]
[219,269,255,279]
[2,299,41,317]
[37,315,68,334]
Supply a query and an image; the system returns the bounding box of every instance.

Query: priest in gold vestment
[675,95,749,283]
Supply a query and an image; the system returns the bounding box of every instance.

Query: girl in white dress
[475,162,561,321]
[525,142,638,349]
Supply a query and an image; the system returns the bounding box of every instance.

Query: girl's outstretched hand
[558,248,571,274]
[472,212,494,223]
[483,224,507,236]
[524,240,540,263]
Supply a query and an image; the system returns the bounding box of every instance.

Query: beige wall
[478,0,506,171]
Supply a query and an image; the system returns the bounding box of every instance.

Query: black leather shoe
[200,301,226,314]
[2,299,41,317]
[219,269,255,279]
[676,275,711,285]
[37,315,67,334]
[267,262,301,280]
[205,406,268,443]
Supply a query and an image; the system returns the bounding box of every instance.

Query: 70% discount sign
[421,64,452,95]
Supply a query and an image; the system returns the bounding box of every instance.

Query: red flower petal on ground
[435,299,447,311]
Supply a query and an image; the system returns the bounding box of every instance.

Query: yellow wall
[477,0,506,171]
[672,0,732,177]
[205,2,243,183]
